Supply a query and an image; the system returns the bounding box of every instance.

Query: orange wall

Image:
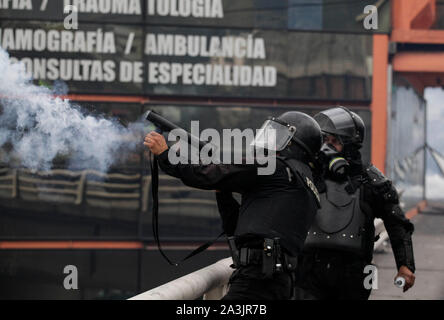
[392,0,436,30]
[370,34,389,174]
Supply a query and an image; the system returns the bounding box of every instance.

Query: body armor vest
[304,179,368,255]
[234,158,320,256]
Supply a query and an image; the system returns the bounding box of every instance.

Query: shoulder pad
[364,164,399,203]
[365,164,389,188]
[278,157,321,207]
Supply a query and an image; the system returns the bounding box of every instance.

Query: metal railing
[0,168,17,198]
[0,167,216,212]
[129,257,233,300]
[129,219,390,301]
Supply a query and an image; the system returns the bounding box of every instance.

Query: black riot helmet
[252,111,323,162]
[314,106,365,149]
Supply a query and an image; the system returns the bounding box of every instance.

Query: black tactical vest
[304,179,370,256]
[234,158,320,256]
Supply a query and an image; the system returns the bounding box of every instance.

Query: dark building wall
[0,0,379,299]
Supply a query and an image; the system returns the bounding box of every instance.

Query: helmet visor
[316,108,356,140]
[251,119,297,151]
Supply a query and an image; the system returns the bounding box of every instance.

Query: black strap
[345,175,357,194]
[279,157,321,207]
[149,153,224,266]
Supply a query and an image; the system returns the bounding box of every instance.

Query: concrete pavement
[370,202,444,300]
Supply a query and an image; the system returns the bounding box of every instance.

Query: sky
[424,88,444,199]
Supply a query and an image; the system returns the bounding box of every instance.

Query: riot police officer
[144,111,322,300]
[295,106,416,300]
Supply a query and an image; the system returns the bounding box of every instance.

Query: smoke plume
[0,47,145,172]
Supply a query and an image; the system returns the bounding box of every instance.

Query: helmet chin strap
[340,146,364,178]
[342,144,362,161]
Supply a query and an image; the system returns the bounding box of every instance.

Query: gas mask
[318,143,350,178]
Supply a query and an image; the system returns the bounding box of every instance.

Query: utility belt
[227,236,298,278]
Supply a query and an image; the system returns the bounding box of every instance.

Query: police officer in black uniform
[144,111,322,300]
[295,106,416,300]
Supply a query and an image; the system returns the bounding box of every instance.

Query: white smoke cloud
[0,47,145,172]
[395,183,424,200]
[426,174,444,199]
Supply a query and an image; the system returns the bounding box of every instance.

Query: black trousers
[294,251,372,300]
[222,265,293,300]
